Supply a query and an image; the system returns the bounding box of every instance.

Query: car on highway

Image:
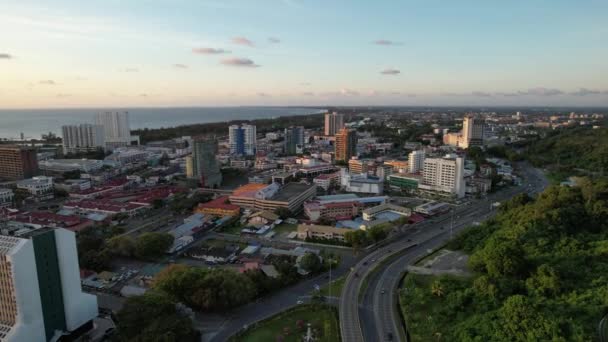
[296,300,304,305]
[381,289,386,294]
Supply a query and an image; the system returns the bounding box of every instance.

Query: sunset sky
[1,0,607,108]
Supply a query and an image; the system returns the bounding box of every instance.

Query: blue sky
[1,0,607,108]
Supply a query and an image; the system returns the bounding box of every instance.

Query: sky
[1,0,607,108]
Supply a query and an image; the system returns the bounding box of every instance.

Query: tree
[525,264,560,296]
[107,235,136,257]
[367,224,389,243]
[152,198,165,209]
[114,291,197,342]
[344,230,369,251]
[470,238,527,278]
[498,295,561,341]
[135,233,174,260]
[274,207,293,219]
[299,252,322,273]
[431,280,445,297]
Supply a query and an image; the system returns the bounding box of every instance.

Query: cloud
[340,88,360,96]
[0,53,12,59]
[55,93,71,98]
[192,47,229,54]
[380,68,400,75]
[495,92,520,97]
[268,37,281,43]
[301,92,314,96]
[139,93,148,97]
[220,57,260,67]
[257,92,271,97]
[569,88,602,96]
[472,91,492,97]
[39,80,56,85]
[121,67,139,73]
[231,36,254,47]
[299,82,311,86]
[373,39,401,46]
[173,63,188,69]
[519,87,563,96]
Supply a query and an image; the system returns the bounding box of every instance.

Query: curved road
[341,163,549,342]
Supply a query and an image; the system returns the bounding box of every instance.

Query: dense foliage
[114,291,198,342]
[402,179,608,341]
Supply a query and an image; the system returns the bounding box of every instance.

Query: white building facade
[95,112,139,151]
[408,150,425,173]
[229,124,257,156]
[61,124,105,154]
[324,112,344,136]
[421,155,465,198]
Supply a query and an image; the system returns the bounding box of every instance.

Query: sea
[0,107,325,140]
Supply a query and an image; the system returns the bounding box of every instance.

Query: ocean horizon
[0,106,326,140]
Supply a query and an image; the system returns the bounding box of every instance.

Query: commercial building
[324,112,344,136]
[0,146,39,181]
[284,126,305,155]
[194,196,240,217]
[61,124,105,154]
[313,171,341,190]
[38,159,103,174]
[95,111,139,150]
[16,176,54,201]
[461,115,485,148]
[0,188,14,208]
[229,124,257,156]
[191,138,222,188]
[420,155,465,198]
[348,158,373,174]
[185,156,194,178]
[408,150,425,173]
[104,148,148,165]
[384,160,409,173]
[362,203,411,221]
[0,228,98,342]
[304,200,361,222]
[297,224,350,242]
[388,173,423,191]
[340,169,383,195]
[335,128,357,162]
[229,182,316,213]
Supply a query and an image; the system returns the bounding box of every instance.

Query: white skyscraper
[408,150,425,173]
[61,124,105,154]
[95,112,139,150]
[229,124,257,156]
[324,112,345,136]
[0,228,98,342]
[461,115,485,149]
[421,155,465,198]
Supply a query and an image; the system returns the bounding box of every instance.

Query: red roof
[324,201,361,209]
[198,196,240,211]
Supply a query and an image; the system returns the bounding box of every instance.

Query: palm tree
[431,281,444,297]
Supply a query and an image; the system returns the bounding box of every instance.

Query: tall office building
[191,137,222,188]
[0,228,98,342]
[421,155,465,198]
[335,128,357,162]
[228,124,256,156]
[284,126,305,155]
[0,146,39,181]
[95,112,139,151]
[408,150,425,173]
[461,115,485,148]
[61,124,105,154]
[324,112,344,136]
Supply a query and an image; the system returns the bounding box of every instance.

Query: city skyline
[1,0,608,108]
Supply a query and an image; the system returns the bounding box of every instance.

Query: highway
[340,162,549,342]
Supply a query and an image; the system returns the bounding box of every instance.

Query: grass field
[318,275,346,297]
[232,305,340,342]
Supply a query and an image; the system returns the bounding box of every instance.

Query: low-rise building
[340,169,384,195]
[229,182,316,213]
[16,176,54,201]
[362,203,412,221]
[388,173,423,191]
[248,211,279,227]
[39,159,104,173]
[0,188,14,208]
[313,171,341,190]
[304,200,361,222]
[296,224,350,242]
[195,196,241,217]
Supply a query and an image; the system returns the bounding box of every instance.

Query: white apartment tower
[421,155,465,198]
[228,124,257,156]
[61,124,105,154]
[0,228,98,342]
[408,150,425,173]
[324,112,345,136]
[95,112,139,151]
[461,115,485,149]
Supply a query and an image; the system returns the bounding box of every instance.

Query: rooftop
[270,183,314,202]
[232,183,268,197]
[198,196,240,211]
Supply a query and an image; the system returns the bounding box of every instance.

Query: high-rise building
[185,155,194,178]
[191,137,222,188]
[0,228,98,342]
[324,112,344,136]
[335,128,357,162]
[61,124,105,154]
[284,126,305,155]
[408,150,425,173]
[0,146,39,181]
[95,112,139,151]
[421,155,465,198]
[461,115,485,148]
[228,124,256,156]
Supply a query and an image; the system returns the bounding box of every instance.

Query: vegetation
[134,232,174,260]
[401,179,608,341]
[230,304,340,342]
[299,252,322,273]
[343,223,393,251]
[274,207,294,220]
[318,275,347,297]
[113,291,198,342]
